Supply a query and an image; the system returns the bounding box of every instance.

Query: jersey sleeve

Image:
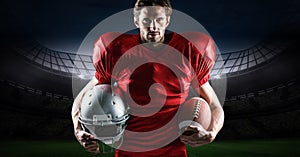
[190,34,216,87]
[93,32,121,84]
[93,36,111,84]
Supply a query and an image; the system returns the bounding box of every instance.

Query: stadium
[1,0,299,157]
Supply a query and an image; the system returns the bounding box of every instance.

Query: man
[71,0,224,156]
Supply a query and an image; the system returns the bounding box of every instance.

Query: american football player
[71,0,224,156]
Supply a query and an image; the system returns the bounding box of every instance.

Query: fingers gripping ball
[178,97,211,135]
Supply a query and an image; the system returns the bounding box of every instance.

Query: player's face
[135,6,170,43]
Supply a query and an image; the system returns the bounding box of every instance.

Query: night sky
[1,0,298,53]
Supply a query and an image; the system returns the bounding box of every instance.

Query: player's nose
[149,21,157,31]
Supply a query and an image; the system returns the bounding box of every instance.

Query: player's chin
[146,36,161,42]
[147,39,159,43]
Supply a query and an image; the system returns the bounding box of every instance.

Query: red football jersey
[93,31,216,157]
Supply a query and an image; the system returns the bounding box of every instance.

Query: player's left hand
[180,123,216,147]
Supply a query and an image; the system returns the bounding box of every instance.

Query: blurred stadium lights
[77,74,92,80]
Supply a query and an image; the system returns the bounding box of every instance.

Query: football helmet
[79,84,129,148]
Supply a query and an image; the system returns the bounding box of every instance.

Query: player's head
[133,0,172,43]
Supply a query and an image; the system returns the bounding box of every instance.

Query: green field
[1,138,299,157]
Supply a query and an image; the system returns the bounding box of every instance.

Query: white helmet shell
[79,84,129,146]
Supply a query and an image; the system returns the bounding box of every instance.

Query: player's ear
[165,16,170,27]
[134,17,140,28]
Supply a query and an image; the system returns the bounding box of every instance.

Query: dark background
[1,0,299,52]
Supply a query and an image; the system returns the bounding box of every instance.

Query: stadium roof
[14,39,289,80]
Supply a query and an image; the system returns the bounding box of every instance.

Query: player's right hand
[75,130,100,154]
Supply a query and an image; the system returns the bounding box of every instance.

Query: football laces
[193,99,201,119]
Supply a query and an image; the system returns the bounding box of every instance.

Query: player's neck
[140,36,166,51]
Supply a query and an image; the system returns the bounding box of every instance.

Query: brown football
[177,97,211,135]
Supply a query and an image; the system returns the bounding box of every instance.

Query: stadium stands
[0,34,299,140]
[13,37,290,80]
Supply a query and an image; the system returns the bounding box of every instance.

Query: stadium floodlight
[77,74,92,80]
